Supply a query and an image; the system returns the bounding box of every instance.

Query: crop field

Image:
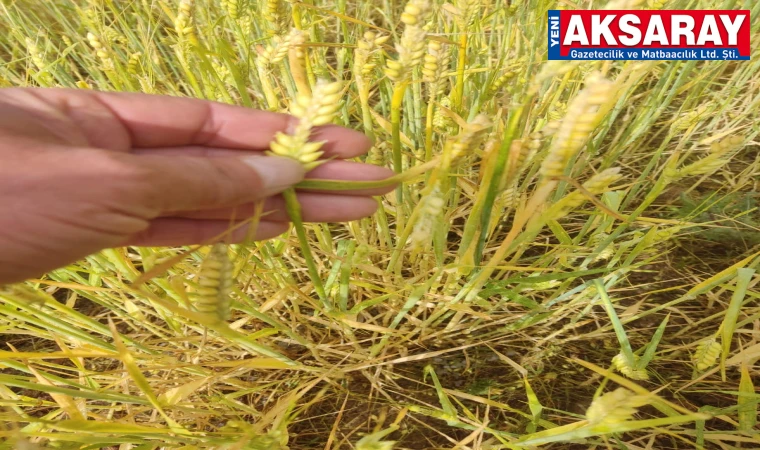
[0,0,759,448]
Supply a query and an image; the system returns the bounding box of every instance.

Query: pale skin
[0,88,395,284]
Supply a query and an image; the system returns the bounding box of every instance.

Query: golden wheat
[192,243,234,322]
[693,338,721,372]
[268,80,343,169]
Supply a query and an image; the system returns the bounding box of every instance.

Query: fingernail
[241,155,305,196]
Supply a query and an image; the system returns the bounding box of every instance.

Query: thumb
[124,153,305,214]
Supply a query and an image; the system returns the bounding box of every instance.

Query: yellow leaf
[158,377,209,406]
[123,299,145,321]
[0,350,115,360]
[370,110,414,148]
[27,366,85,421]
[524,377,543,419]
[340,318,397,333]
[46,419,179,434]
[108,319,189,434]
[738,363,758,432]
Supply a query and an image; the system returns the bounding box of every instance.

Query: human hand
[0,88,394,284]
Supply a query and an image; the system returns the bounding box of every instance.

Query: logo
[548,10,750,60]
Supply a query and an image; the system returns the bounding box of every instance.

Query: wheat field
[0,0,759,448]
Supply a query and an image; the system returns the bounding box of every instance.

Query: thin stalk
[472,104,525,265]
[358,88,375,142]
[376,202,394,251]
[391,82,409,175]
[282,188,327,305]
[256,64,280,110]
[391,81,410,236]
[457,145,498,273]
[424,98,435,162]
[412,74,423,146]
[297,156,441,191]
[453,32,467,110]
[387,203,424,275]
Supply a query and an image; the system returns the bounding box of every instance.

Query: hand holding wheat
[0,88,394,284]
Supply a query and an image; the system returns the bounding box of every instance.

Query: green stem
[390,96,403,175]
[472,104,524,266]
[296,156,440,191]
[391,81,409,237]
[375,201,394,251]
[387,204,423,275]
[282,188,327,305]
[424,97,435,162]
[456,181,487,273]
[453,33,468,110]
[412,74,423,145]
[256,64,280,110]
[359,88,375,142]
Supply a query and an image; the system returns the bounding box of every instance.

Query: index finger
[42,88,374,158]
